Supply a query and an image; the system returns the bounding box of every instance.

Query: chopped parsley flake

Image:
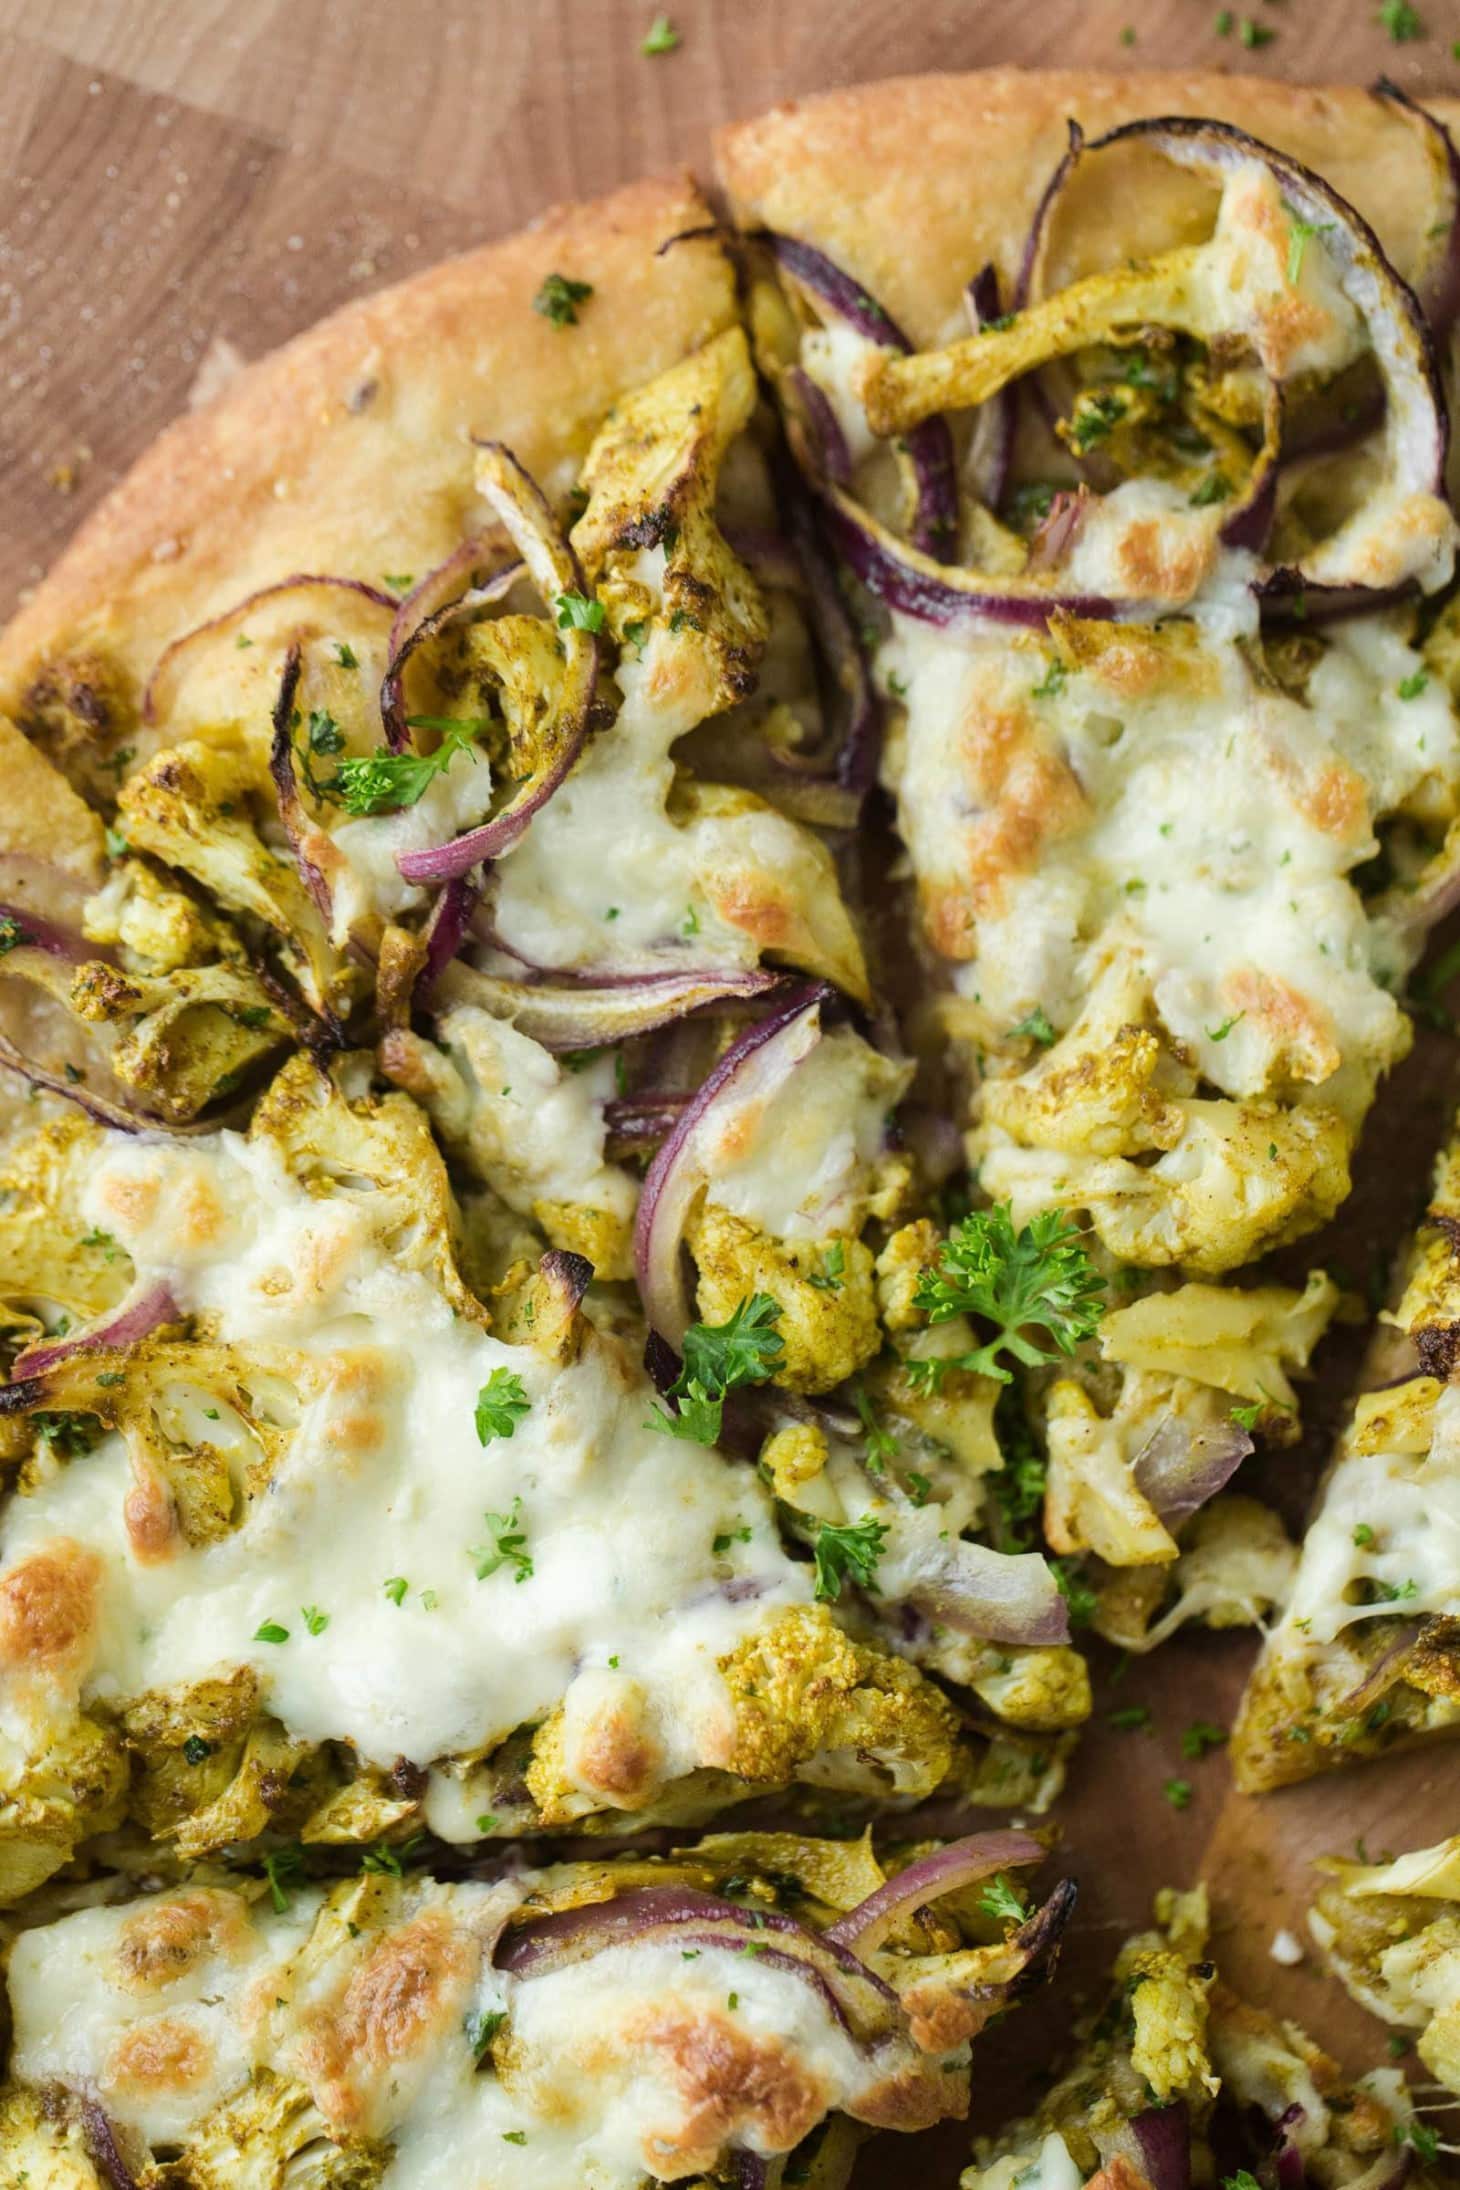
[1190,472,1232,507]
[713,1526,753,1555]
[1164,1777,1195,1810]
[475,1366,531,1446]
[1051,1558,1097,1628]
[466,2008,507,2060]
[812,1514,889,1603]
[1181,1720,1227,1761]
[1378,0,1424,38]
[1398,669,1429,699]
[1009,1004,1057,1048]
[299,1605,329,1637]
[1394,2122,1439,2162]
[1109,1704,1152,1732]
[1239,15,1276,45]
[1286,215,1334,286]
[383,1576,409,1605]
[332,640,359,669]
[1205,1012,1245,1041]
[534,272,594,329]
[262,1845,305,1912]
[1230,1398,1265,1431]
[555,590,606,633]
[1353,1522,1376,1548]
[851,1383,899,1474]
[807,1240,846,1293]
[641,13,679,53]
[0,914,28,956]
[254,1621,290,1645]
[362,1832,424,1877]
[978,1872,1029,1923]
[471,1496,534,1585]
[182,1734,213,1766]
[1032,657,1067,702]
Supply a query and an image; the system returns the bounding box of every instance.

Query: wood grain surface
[5,0,1460,2179]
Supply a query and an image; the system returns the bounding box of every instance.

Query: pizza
[3,57,1460,2189]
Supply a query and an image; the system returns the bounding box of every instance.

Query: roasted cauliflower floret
[68,957,288,1121]
[252,1054,488,1326]
[0,1112,133,1339]
[1093,1494,1297,1654]
[0,2084,108,2190]
[117,740,342,1013]
[1310,1837,1460,2095]
[82,854,248,974]
[157,2068,389,2190]
[0,1711,129,1902]
[689,1204,880,1395]
[380,1007,635,1282]
[983,1091,1352,1274]
[1117,1940,1219,2106]
[1099,1269,1338,1437]
[720,1603,958,1799]
[573,325,768,723]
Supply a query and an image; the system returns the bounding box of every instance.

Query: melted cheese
[488,641,860,991]
[0,1129,813,1812]
[885,608,1442,1102]
[7,1880,904,2187]
[1277,1384,1460,1648]
[699,1025,910,1240]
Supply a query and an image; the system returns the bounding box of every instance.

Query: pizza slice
[1311,1833,1460,2117]
[962,1880,1439,2190]
[717,73,1460,1621]
[1232,1119,1460,1789]
[0,1827,1073,2189]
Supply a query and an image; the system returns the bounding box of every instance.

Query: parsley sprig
[812,1514,889,1602]
[329,723,481,816]
[908,1205,1106,1388]
[650,1293,784,1445]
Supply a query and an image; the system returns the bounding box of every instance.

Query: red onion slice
[416,874,483,996]
[777,456,883,795]
[0,903,94,964]
[1375,80,1460,341]
[141,574,398,728]
[604,1092,691,1158]
[818,484,1120,628]
[12,1281,179,1377]
[267,646,334,921]
[785,366,854,488]
[1131,1416,1255,1527]
[911,1538,1070,1649]
[1131,2102,1193,2190]
[634,982,831,1344]
[393,443,596,881]
[435,962,786,1052]
[825,1830,1044,1954]
[963,264,1017,513]
[380,558,524,754]
[766,231,959,560]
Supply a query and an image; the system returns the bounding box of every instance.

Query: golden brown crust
[716,69,1460,347]
[0,171,736,720]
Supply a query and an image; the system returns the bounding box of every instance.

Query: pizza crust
[715,68,1460,347]
[0,170,736,718]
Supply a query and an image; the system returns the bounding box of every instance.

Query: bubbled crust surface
[0,171,736,711]
[715,70,1460,348]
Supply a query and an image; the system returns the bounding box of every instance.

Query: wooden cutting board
[4,0,1460,2178]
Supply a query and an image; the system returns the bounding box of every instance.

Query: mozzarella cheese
[0,1126,814,1818]
[5,1875,927,2187]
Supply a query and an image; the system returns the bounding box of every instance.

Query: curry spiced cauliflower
[1310,1834,1460,2102]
